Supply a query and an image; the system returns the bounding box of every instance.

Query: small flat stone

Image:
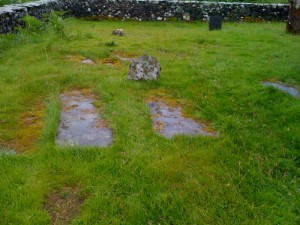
[0,149,17,157]
[80,59,95,65]
[149,101,217,138]
[263,81,300,97]
[116,55,136,62]
[57,91,113,147]
[112,29,125,36]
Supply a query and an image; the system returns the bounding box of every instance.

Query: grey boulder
[112,29,125,36]
[128,55,161,81]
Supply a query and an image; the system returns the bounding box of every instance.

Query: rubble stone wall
[0,0,289,34]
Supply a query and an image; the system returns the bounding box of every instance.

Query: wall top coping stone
[0,0,58,13]
[100,0,288,6]
[0,0,289,12]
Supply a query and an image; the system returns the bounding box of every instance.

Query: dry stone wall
[0,0,63,33]
[64,0,289,22]
[0,0,289,34]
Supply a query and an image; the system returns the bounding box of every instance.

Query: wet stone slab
[149,101,217,138]
[57,91,113,147]
[80,59,95,65]
[0,148,17,157]
[263,81,300,97]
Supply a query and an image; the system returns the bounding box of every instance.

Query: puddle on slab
[44,186,84,225]
[263,81,300,97]
[149,101,217,138]
[57,90,113,147]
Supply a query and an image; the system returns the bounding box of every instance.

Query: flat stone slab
[149,101,217,138]
[57,91,113,147]
[0,149,17,157]
[116,55,136,62]
[80,59,95,65]
[263,81,300,97]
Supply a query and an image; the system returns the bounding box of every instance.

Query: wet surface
[149,101,217,138]
[80,59,95,65]
[263,81,300,97]
[57,91,113,147]
[0,148,17,157]
[116,55,136,62]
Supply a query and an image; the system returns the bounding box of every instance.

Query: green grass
[0,19,299,224]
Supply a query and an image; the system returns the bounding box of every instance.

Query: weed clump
[104,40,117,47]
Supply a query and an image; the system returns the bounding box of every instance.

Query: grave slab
[209,15,222,30]
[149,101,217,138]
[57,91,113,147]
[263,81,300,97]
[80,59,95,65]
[0,148,17,157]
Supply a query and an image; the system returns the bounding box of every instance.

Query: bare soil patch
[44,186,84,225]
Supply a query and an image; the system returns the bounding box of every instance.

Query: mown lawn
[0,18,299,224]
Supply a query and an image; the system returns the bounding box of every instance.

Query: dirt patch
[44,186,85,225]
[146,89,181,108]
[98,57,121,67]
[18,106,44,151]
[3,104,45,153]
[66,55,86,63]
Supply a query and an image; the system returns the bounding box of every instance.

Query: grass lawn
[0,18,299,224]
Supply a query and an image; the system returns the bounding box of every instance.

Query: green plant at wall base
[14,12,66,43]
[44,11,66,36]
[21,15,43,33]
[14,15,44,44]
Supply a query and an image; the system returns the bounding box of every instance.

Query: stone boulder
[112,29,124,36]
[128,55,161,81]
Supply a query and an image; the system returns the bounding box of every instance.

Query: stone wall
[0,0,289,34]
[64,0,289,22]
[0,0,63,34]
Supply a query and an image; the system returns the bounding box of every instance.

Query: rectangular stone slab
[263,81,300,97]
[149,101,218,138]
[57,91,113,147]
